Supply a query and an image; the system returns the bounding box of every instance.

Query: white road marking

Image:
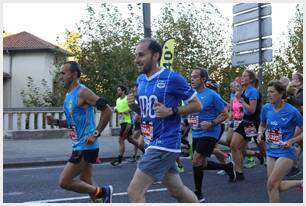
[25,188,168,203]
[4,192,24,196]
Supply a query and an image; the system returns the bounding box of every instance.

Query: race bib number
[266,129,284,148]
[68,126,78,142]
[188,115,200,129]
[233,120,242,130]
[118,113,123,122]
[141,122,154,141]
[244,121,257,138]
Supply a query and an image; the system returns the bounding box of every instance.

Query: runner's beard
[140,63,153,75]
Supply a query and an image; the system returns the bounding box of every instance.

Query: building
[3,31,69,107]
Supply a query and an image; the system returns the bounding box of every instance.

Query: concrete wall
[10,52,56,107]
[3,54,12,107]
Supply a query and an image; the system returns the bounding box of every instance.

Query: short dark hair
[63,61,81,78]
[138,38,162,62]
[268,80,287,99]
[117,85,128,94]
[194,67,209,83]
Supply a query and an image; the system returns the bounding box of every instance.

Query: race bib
[266,129,284,148]
[141,122,154,141]
[233,120,242,130]
[188,115,200,129]
[68,126,78,142]
[118,113,124,122]
[244,121,257,138]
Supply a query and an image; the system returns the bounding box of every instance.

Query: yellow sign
[160,38,175,70]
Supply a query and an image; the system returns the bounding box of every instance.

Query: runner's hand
[200,121,212,130]
[127,93,136,106]
[153,102,172,118]
[85,134,97,144]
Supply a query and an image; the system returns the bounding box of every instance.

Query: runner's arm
[79,88,112,135]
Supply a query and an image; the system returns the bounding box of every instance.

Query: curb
[3,157,118,169]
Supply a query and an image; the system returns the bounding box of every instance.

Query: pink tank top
[232,97,243,120]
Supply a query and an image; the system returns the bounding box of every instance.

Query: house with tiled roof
[3,31,69,107]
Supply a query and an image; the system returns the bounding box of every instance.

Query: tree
[74,3,143,105]
[268,4,303,80]
[154,3,234,99]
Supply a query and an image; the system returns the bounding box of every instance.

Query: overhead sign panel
[233,3,270,14]
[233,38,272,53]
[233,6,271,24]
[233,3,259,14]
[233,17,272,43]
[232,49,273,66]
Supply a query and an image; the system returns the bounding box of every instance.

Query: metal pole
[143,3,151,38]
[258,3,263,91]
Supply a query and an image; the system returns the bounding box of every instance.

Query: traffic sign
[232,49,272,66]
[233,38,272,53]
[233,17,272,43]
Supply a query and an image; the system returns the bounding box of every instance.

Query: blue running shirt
[260,103,303,160]
[136,67,196,152]
[242,86,261,121]
[189,88,227,139]
[63,84,98,151]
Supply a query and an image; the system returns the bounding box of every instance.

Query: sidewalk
[3,136,136,168]
[3,131,258,168]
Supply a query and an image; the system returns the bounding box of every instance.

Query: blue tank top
[63,84,98,151]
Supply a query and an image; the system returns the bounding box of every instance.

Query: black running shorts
[192,137,218,157]
[68,149,99,164]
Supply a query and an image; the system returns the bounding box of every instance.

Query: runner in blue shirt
[257,80,303,203]
[127,38,202,203]
[46,61,113,203]
[188,68,235,202]
[231,70,265,181]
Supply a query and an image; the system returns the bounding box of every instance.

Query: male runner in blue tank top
[127,38,202,203]
[189,68,236,202]
[46,61,113,203]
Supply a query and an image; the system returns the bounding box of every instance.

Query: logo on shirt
[281,118,287,121]
[157,80,166,89]
[270,121,278,126]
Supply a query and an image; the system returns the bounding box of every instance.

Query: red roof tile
[3,31,69,54]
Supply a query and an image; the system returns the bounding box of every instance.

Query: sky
[3,2,299,49]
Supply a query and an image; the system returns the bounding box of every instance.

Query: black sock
[205,160,227,170]
[193,166,203,193]
[118,155,123,162]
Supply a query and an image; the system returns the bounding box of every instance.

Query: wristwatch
[172,107,179,115]
[210,120,217,127]
[93,129,101,137]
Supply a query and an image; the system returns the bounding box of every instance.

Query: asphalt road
[3,158,303,203]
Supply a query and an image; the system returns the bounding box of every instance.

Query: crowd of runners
[46,37,303,203]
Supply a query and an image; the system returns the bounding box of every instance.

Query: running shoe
[194,191,206,203]
[255,153,265,165]
[286,167,302,177]
[225,153,232,163]
[236,172,245,181]
[216,170,225,175]
[244,157,256,168]
[101,185,113,203]
[177,165,185,173]
[225,162,236,182]
[188,144,193,158]
[126,156,137,163]
[110,158,122,166]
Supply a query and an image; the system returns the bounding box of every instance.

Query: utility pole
[143,3,151,38]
